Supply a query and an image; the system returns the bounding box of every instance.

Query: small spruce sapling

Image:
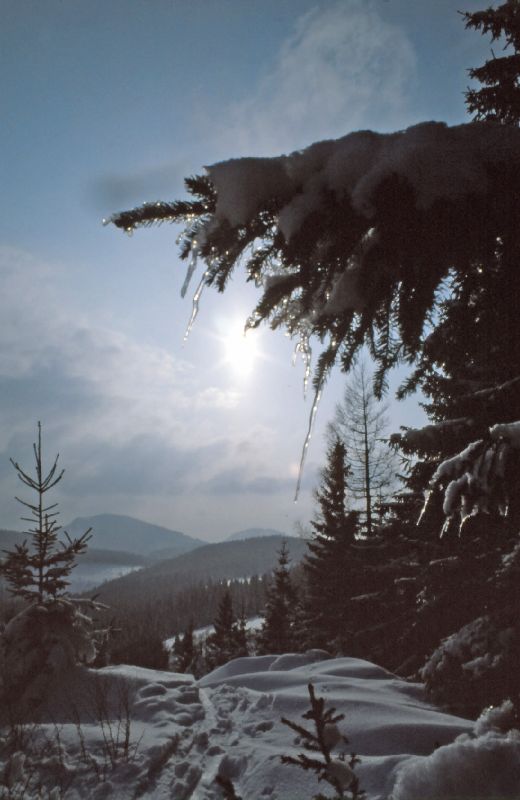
[0,423,106,704]
[281,683,365,800]
[2,422,92,601]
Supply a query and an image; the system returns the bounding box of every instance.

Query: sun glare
[221,319,259,377]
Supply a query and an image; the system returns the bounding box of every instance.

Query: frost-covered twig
[280,683,365,799]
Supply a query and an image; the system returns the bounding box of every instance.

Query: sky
[1,0,495,541]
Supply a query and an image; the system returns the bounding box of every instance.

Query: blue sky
[1,0,493,540]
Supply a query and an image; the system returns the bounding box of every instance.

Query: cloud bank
[0,246,312,538]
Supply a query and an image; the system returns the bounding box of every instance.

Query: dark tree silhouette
[463,0,520,125]
[205,589,249,668]
[304,440,359,651]
[257,541,297,654]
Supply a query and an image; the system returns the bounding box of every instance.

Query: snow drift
[2,651,519,799]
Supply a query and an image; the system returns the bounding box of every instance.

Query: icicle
[417,488,432,527]
[183,271,207,341]
[294,385,322,502]
[292,330,312,399]
[181,246,199,298]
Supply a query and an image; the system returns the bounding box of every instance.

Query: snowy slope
[3,653,520,799]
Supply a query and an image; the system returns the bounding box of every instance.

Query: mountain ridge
[63,513,206,557]
[89,534,308,607]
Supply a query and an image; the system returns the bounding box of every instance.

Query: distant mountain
[63,514,206,558]
[225,527,291,542]
[90,535,308,608]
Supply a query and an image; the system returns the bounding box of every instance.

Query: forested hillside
[90,536,306,668]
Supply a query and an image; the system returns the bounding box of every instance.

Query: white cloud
[216,0,417,158]
[0,246,242,443]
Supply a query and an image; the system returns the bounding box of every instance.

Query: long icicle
[294,384,323,501]
[184,271,208,342]
[180,247,199,298]
[292,331,312,399]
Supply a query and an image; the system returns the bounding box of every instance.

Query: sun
[220,318,260,377]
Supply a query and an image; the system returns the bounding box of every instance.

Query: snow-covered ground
[2,652,520,799]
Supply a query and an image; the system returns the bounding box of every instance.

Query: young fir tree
[2,422,91,601]
[257,541,297,655]
[0,424,105,704]
[303,440,359,652]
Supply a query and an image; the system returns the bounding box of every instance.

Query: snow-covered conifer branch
[109,122,520,393]
[419,420,520,531]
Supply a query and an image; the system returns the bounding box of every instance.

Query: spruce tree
[205,589,248,669]
[257,541,297,655]
[304,440,359,652]
[2,422,91,601]
[0,424,104,705]
[463,0,520,125]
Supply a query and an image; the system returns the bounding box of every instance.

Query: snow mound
[391,730,520,800]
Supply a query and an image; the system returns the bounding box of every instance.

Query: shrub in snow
[0,425,106,711]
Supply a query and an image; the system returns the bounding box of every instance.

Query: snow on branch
[421,420,520,531]
[109,122,520,391]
